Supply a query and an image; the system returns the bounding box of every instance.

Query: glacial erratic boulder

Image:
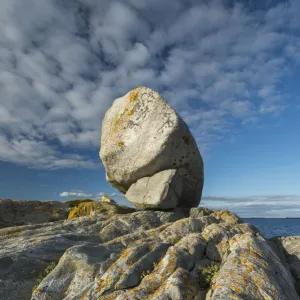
[99,86,204,208]
[125,169,182,210]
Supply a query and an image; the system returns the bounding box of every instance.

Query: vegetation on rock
[67,199,135,219]
[198,261,220,288]
[32,261,58,293]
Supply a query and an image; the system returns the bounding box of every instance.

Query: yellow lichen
[129,87,140,102]
[68,201,95,219]
[81,290,89,300]
[128,109,135,116]
[32,288,43,294]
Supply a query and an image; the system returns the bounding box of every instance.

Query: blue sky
[0,0,299,217]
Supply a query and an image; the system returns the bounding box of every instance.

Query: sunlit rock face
[99,86,204,208]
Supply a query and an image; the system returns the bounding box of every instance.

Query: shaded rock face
[270,236,300,295]
[99,86,204,208]
[125,169,182,209]
[0,199,69,228]
[1,200,297,300]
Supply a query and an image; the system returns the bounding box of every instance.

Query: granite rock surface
[99,86,204,208]
[125,169,182,209]
[1,200,298,300]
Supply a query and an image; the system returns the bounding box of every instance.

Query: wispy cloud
[59,190,132,206]
[201,194,300,217]
[59,191,93,198]
[202,194,300,202]
[1,0,300,167]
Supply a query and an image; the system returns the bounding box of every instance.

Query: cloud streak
[59,190,131,206]
[0,0,300,168]
[59,191,93,198]
[201,194,300,217]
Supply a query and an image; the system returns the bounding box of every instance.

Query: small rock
[190,207,213,218]
[125,169,182,209]
[100,195,116,204]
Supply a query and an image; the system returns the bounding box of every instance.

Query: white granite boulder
[99,86,204,208]
[125,169,182,209]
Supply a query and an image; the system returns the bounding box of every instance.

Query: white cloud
[60,190,132,207]
[0,136,98,169]
[59,190,125,199]
[0,0,300,168]
[201,194,300,217]
[60,191,93,198]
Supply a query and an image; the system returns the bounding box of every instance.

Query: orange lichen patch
[81,290,89,300]
[129,87,141,102]
[68,208,79,219]
[128,109,135,116]
[231,285,243,293]
[182,135,190,145]
[249,246,264,258]
[211,283,226,291]
[102,87,145,150]
[32,288,43,294]
[68,201,95,219]
[117,141,125,147]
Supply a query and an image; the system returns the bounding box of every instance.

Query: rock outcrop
[0,198,69,228]
[125,169,182,209]
[0,199,298,300]
[99,86,204,208]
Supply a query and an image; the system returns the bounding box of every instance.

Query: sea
[243,218,300,239]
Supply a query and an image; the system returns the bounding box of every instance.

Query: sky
[0,0,299,217]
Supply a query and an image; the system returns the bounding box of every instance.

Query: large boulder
[125,169,182,209]
[99,86,204,208]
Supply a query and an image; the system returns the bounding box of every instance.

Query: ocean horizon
[243,218,300,238]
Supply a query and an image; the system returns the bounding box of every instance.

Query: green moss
[198,261,220,289]
[32,261,58,292]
